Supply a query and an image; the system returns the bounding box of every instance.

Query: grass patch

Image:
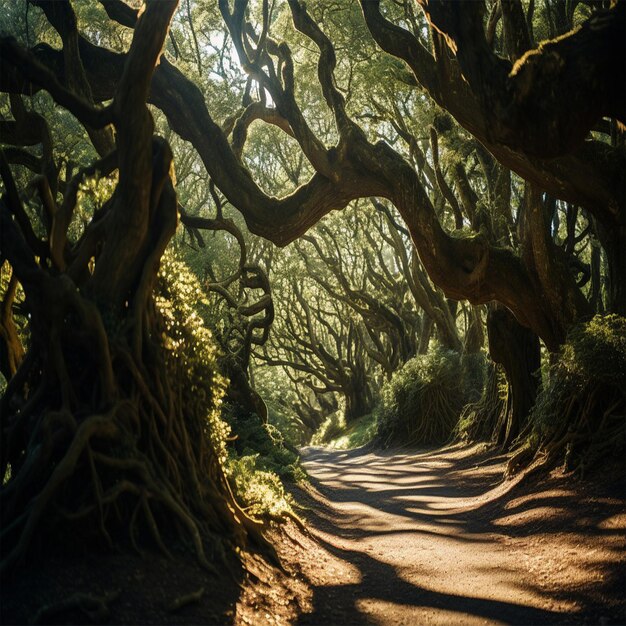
[310,411,378,449]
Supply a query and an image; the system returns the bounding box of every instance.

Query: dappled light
[295,445,625,625]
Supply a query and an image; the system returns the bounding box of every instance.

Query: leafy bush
[377,346,467,447]
[225,406,305,481]
[519,314,626,473]
[461,352,487,403]
[456,363,507,443]
[159,250,304,520]
[156,249,229,462]
[224,406,305,519]
[226,455,295,520]
[310,411,346,445]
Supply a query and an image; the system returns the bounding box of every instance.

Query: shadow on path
[293,444,626,626]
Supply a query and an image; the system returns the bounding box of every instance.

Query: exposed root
[505,443,536,477]
[276,509,309,535]
[542,386,625,476]
[0,281,272,578]
[506,383,625,478]
[504,315,626,478]
[382,383,462,448]
[167,587,205,613]
[31,590,120,625]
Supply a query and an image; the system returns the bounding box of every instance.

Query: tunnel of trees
[0,0,624,601]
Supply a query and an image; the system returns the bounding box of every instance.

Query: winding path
[293,444,625,625]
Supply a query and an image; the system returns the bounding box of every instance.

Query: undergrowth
[224,407,305,519]
[227,455,295,520]
[311,411,378,449]
[456,363,507,443]
[310,411,345,446]
[377,346,467,447]
[162,253,304,525]
[508,314,626,476]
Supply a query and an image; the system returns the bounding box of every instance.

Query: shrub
[156,249,229,462]
[159,253,306,519]
[226,455,295,520]
[461,352,487,403]
[377,346,466,447]
[311,411,346,445]
[224,406,305,519]
[225,406,304,480]
[513,314,626,474]
[456,363,507,443]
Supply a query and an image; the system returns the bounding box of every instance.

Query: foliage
[456,363,507,443]
[310,411,346,446]
[312,411,379,450]
[158,253,305,519]
[517,314,626,473]
[252,364,311,446]
[222,403,305,520]
[267,403,309,448]
[225,406,305,482]
[377,346,467,447]
[156,249,230,463]
[226,454,295,520]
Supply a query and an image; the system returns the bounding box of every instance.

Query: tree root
[167,587,205,613]
[31,590,120,625]
[1,238,285,586]
[506,382,625,478]
[0,336,268,579]
[1,411,119,576]
[505,443,537,477]
[276,508,309,535]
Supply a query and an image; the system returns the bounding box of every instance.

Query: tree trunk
[487,304,541,448]
[0,1,269,577]
[597,219,626,315]
[344,373,374,423]
[418,313,434,354]
[221,357,268,422]
[0,270,24,381]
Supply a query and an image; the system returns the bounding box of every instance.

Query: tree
[5,0,621,346]
[295,207,422,375]
[0,0,268,576]
[179,187,274,421]
[260,261,377,423]
[362,0,624,321]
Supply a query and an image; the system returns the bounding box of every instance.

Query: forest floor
[276,443,626,626]
[2,443,624,625]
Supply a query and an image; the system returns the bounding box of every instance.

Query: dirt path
[287,444,625,625]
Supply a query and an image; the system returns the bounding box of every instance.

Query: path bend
[292,444,625,626]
